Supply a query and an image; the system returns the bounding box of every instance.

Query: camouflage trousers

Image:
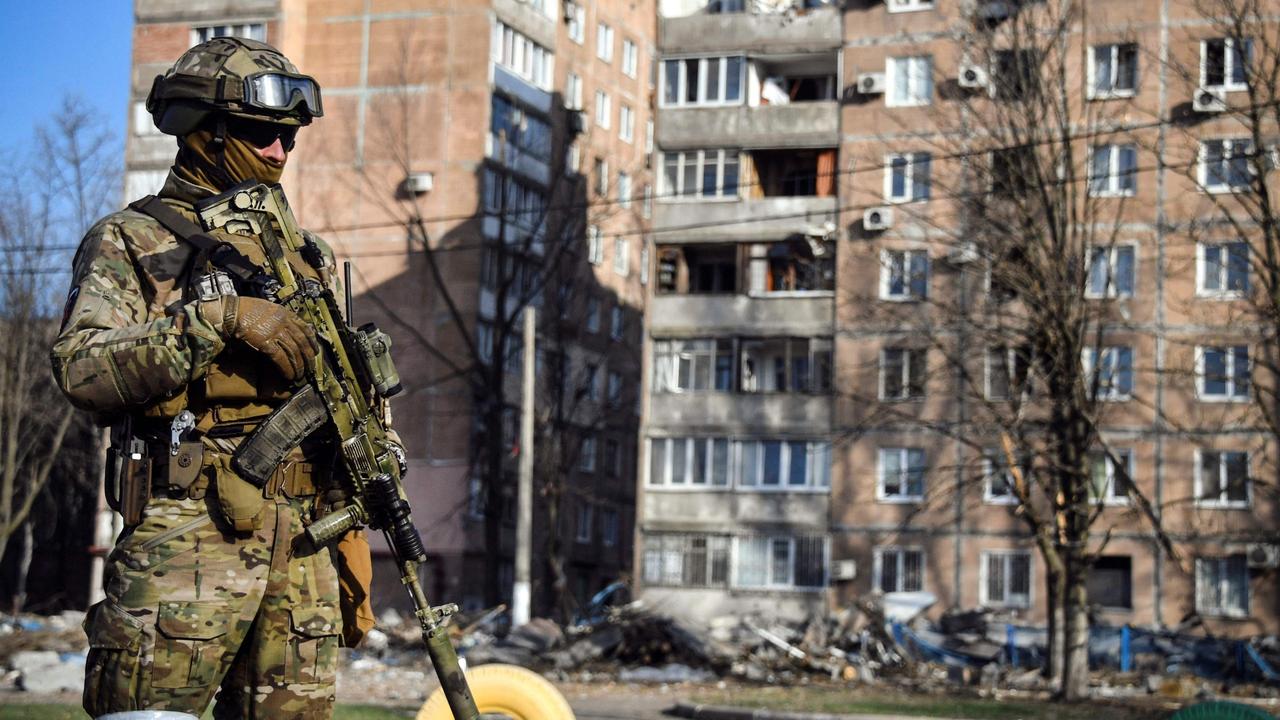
[82,490,340,719]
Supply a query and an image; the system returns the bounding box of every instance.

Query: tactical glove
[201,296,319,381]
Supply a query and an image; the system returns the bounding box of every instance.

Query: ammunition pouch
[231,384,329,487]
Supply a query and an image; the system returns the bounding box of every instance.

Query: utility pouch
[210,453,267,533]
[167,441,205,495]
[119,438,152,527]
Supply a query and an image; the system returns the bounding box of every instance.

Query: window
[593,157,609,195]
[648,437,732,487]
[1196,555,1249,616]
[885,152,931,202]
[886,56,932,107]
[584,362,601,401]
[993,49,1040,101]
[579,434,598,472]
[1198,345,1249,400]
[596,22,614,62]
[605,438,622,477]
[1202,38,1252,90]
[575,502,593,542]
[887,0,933,11]
[879,249,929,300]
[622,39,638,77]
[613,236,629,276]
[619,104,634,143]
[982,550,1032,608]
[645,118,654,154]
[566,72,583,109]
[740,338,833,394]
[1196,450,1250,507]
[874,547,925,593]
[881,347,926,400]
[878,447,926,501]
[594,90,611,129]
[661,150,740,199]
[983,448,1027,504]
[566,141,580,174]
[986,346,1031,400]
[642,533,731,587]
[585,296,601,331]
[492,21,554,90]
[490,94,552,161]
[567,3,585,44]
[1200,139,1253,193]
[617,171,632,209]
[1088,556,1133,610]
[587,226,603,265]
[1198,241,1250,297]
[475,321,494,364]
[601,509,619,547]
[642,185,653,218]
[1090,44,1138,98]
[191,23,265,45]
[482,170,548,235]
[610,306,624,341]
[734,535,827,589]
[640,244,650,284]
[1082,346,1134,400]
[747,241,836,294]
[653,339,735,393]
[607,370,623,406]
[1087,245,1136,298]
[661,56,745,106]
[739,440,831,489]
[1088,448,1132,504]
[1089,145,1138,196]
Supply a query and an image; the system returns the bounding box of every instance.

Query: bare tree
[0,96,115,611]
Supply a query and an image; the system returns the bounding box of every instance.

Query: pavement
[570,693,678,719]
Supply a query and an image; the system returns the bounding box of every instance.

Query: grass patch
[0,704,417,720]
[689,686,1168,720]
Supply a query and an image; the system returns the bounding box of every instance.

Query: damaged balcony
[653,149,838,241]
[651,239,834,335]
[659,0,841,55]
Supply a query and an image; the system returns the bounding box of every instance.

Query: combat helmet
[146,37,324,136]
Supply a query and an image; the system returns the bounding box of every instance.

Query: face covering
[175,126,286,192]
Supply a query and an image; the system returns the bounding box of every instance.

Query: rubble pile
[0,611,89,695]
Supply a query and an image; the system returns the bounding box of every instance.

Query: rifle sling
[231,384,330,487]
[128,195,265,289]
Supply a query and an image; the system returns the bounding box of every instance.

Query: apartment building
[124,0,654,615]
[639,0,1279,636]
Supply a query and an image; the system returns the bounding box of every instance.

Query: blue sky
[0,2,133,147]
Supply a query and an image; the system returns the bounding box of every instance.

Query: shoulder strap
[128,195,268,291]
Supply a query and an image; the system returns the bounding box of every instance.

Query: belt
[151,457,321,500]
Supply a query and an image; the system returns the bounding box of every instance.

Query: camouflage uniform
[52,39,343,720]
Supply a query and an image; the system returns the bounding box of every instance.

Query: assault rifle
[194,182,480,720]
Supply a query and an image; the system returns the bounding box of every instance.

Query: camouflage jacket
[51,170,339,424]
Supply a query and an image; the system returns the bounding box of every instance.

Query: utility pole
[513,307,536,627]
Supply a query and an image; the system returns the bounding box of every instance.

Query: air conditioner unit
[1247,543,1279,569]
[948,241,979,264]
[857,72,887,96]
[1193,87,1227,113]
[959,63,989,89]
[404,171,434,194]
[864,206,894,231]
[831,559,857,581]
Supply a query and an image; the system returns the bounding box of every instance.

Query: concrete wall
[136,0,278,24]
[656,101,839,150]
[652,196,838,243]
[649,393,832,434]
[650,294,833,336]
[644,490,829,530]
[658,5,841,54]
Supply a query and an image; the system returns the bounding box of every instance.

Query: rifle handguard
[307,504,365,547]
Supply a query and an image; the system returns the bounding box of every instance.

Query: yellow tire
[417,663,576,720]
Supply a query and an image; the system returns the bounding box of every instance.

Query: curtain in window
[816,149,836,197]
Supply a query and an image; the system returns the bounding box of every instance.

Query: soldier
[52,38,369,719]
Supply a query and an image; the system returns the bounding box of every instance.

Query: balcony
[650,293,832,335]
[643,492,830,530]
[654,195,837,242]
[660,1,841,54]
[136,0,277,24]
[657,101,839,150]
[649,393,831,432]
[492,64,552,115]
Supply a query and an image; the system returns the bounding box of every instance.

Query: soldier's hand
[213,296,319,381]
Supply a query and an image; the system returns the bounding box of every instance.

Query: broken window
[735,535,827,588]
[993,49,1041,101]
[1088,448,1133,503]
[746,149,835,198]
[740,338,832,393]
[747,240,835,294]
[1197,450,1250,506]
[1196,555,1249,616]
[687,246,738,293]
[1202,37,1251,90]
[881,347,926,400]
[1088,556,1133,610]
[985,345,1032,400]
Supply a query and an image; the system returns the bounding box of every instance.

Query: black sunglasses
[227,117,300,152]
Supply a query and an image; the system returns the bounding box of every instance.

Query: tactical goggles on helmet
[242,72,324,119]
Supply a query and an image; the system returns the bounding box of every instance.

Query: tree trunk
[1044,564,1065,685]
[1060,555,1091,700]
[12,521,32,616]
